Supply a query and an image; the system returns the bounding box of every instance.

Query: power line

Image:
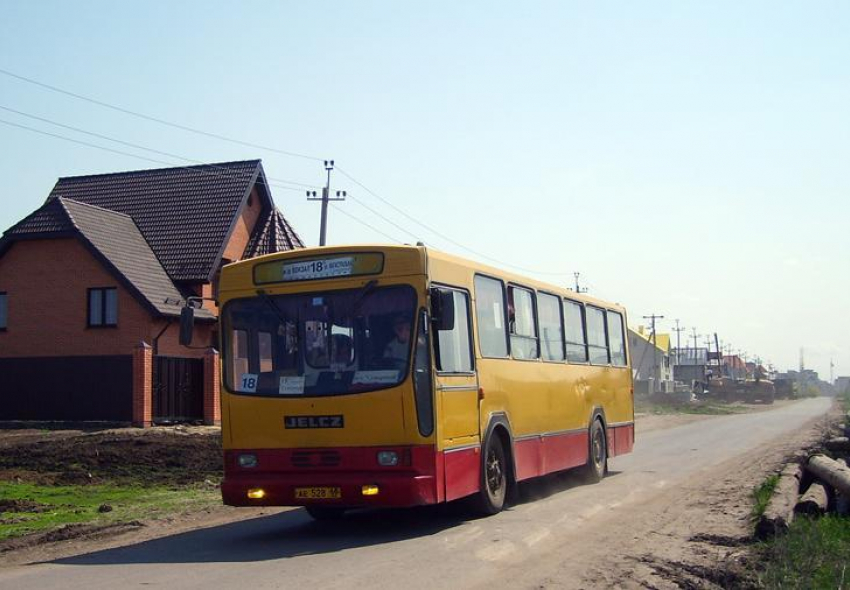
[1,68,588,277]
[329,202,404,244]
[0,104,319,191]
[336,166,574,277]
[0,67,324,162]
[0,116,403,244]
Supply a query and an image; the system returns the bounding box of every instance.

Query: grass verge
[754,515,850,589]
[751,474,780,523]
[635,399,749,416]
[0,482,220,542]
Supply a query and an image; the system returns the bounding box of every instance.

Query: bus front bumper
[222,473,437,508]
[221,446,439,508]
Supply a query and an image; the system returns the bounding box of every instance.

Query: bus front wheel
[579,418,607,484]
[474,434,508,515]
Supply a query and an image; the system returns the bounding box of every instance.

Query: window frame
[537,290,565,363]
[585,304,611,365]
[431,283,475,375]
[507,283,539,361]
[87,287,118,328]
[0,292,6,331]
[473,273,510,359]
[563,298,589,364]
[606,310,628,367]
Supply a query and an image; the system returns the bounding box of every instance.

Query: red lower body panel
[222,445,438,508]
[608,423,635,457]
[514,431,589,481]
[443,446,480,501]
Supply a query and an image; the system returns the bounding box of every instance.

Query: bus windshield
[222,285,416,397]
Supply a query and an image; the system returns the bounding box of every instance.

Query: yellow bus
[182,244,634,518]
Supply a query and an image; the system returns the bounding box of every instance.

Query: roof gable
[244,207,304,258]
[47,160,265,282]
[2,197,212,319]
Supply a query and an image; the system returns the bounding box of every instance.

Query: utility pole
[307,160,346,246]
[672,319,686,365]
[643,314,665,391]
[573,272,587,293]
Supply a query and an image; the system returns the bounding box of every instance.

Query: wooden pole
[806,455,850,496]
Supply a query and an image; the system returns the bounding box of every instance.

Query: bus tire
[474,433,508,515]
[305,506,346,521]
[579,418,607,484]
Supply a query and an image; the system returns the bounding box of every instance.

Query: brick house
[0,160,302,426]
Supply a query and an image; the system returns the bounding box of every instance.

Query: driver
[383,315,411,362]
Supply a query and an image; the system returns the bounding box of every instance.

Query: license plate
[294,487,341,499]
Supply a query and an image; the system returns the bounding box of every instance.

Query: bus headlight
[238,453,258,468]
[377,451,399,466]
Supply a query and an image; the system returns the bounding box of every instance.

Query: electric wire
[0,117,399,245]
[0,67,324,162]
[0,105,319,191]
[1,67,580,278]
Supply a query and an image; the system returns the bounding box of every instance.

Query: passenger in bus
[331,334,353,367]
[383,315,411,363]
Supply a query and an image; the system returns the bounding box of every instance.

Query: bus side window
[607,310,627,366]
[586,306,610,365]
[434,289,473,373]
[508,286,539,360]
[538,292,565,362]
[563,300,588,363]
[474,275,508,358]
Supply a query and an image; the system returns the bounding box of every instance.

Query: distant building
[628,326,673,395]
[673,347,709,388]
[836,376,850,395]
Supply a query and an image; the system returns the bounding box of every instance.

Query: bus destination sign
[283,257,354,281]
[254,252,384,285]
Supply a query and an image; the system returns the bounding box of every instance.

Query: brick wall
[0,238,216,358]
[222,187,262,262]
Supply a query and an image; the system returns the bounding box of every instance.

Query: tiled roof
[244,207,304,258]
[1,197,213,319]
[47,160,265,282]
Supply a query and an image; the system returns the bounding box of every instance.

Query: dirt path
[0,398,831,586]
[492,401,834,589]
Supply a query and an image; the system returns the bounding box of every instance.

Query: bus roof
[228,243,625,312]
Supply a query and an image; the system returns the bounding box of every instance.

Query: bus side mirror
[430,288,455,331]
[179,305,195,346]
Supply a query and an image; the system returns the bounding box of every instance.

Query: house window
[88,288,118,327]
[0,292,6,330]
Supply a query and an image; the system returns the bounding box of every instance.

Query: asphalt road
[0,397,832,590]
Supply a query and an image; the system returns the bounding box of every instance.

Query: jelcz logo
[284,415,344,429]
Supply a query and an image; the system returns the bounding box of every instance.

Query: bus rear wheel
[579,418,607,484]
[305,506,346,521]
[474,434,508,515]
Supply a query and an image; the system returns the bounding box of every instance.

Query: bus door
[431,287,479,445]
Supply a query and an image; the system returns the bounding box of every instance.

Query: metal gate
[153,356,204,423]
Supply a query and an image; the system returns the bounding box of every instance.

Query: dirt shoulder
[0,400,814,571]
[502,400,837,589]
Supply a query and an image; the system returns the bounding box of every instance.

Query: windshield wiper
[257,289,290,327]
[352,279,378,315]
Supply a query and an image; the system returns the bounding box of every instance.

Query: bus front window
[222,285,416,397]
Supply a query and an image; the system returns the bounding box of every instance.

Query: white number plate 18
[239,373,258,393]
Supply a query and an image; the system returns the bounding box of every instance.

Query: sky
[0,1,847,379]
